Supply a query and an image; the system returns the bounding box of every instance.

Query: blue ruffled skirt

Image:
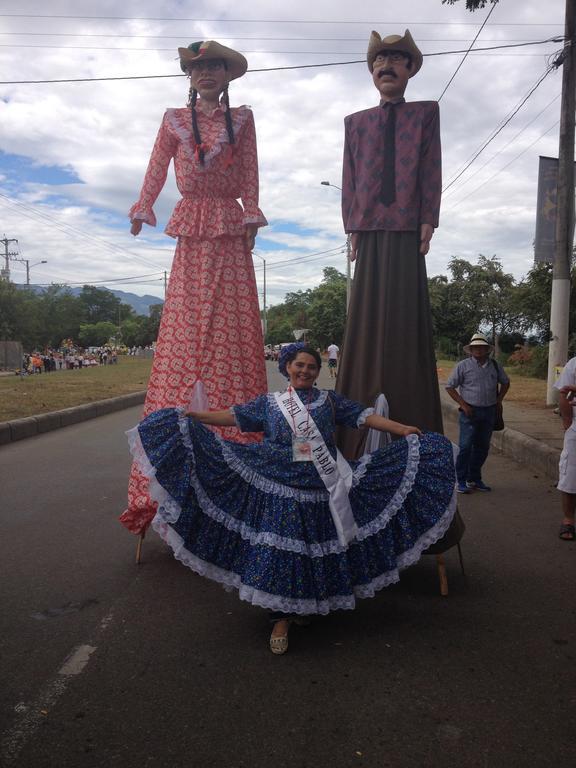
[129,408,457,614]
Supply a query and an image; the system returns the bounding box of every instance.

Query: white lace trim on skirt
[128,417,445,560]
[150,493,457,615]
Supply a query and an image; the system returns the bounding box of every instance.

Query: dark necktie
[380,102,396,207]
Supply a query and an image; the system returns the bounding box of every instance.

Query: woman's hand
[245,224,258,252]
[397,424,422,437]
[130,220,143,236]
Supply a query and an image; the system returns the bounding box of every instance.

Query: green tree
[515,256,576,342]
[0,281,41,349]
[78,321,118,347]
[120,315,159,347]
[264,268,347,348]
[77,286,134,325]
[148,303,163,341]
[428,272,480,354]
[36,286,85,348]
[429,255,525,356]
[307,267,347,349]
[470,255,525,355]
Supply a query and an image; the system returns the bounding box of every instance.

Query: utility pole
[546,0,576,405]
[0,236,18,281]
[164,270,167,298]
[345,235,352,311]
[253,253,267,341]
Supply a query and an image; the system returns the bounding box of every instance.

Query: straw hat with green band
[178,40,248,80]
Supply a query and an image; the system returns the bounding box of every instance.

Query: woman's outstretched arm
[186,410,236,427]
[364,414,422,437]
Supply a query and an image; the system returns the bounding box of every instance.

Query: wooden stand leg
[436,554,448,597]
[456,542,465,577]
[136,531,145,565]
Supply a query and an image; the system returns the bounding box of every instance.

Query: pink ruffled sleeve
[129,112,178,227]
[239,110,268,229]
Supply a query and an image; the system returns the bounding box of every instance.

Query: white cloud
[0,0,568,306]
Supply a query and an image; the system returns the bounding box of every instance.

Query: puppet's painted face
[372,51,411,100]
[188,59,229,99]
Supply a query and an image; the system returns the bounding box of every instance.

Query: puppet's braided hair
[188,87,205,165]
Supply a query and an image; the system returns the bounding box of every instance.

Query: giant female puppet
[121,41,268,535]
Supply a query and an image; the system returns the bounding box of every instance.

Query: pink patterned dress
[120,103,268,535]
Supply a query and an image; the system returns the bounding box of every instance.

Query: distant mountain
[20,284,164,316]
[107,289,164,316]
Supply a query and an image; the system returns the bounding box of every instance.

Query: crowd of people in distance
[17,346,120,375]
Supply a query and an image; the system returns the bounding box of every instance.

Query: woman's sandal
[269,621,290,655]
[559,523,575,541]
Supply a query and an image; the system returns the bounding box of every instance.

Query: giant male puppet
[336,30,443,459]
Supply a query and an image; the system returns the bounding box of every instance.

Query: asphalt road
[0,370,574,767]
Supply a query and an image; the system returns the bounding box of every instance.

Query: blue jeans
[455,405,496,484]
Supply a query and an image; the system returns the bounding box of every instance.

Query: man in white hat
[336,30,443,459]
[445,333,510,493]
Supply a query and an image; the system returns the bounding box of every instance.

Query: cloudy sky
[0,0,568,308]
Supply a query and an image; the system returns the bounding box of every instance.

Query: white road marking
[0,609,115,766]
[58,644,96,676]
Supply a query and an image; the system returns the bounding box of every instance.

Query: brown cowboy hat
[178,40,248,80]
[367,29,423,77]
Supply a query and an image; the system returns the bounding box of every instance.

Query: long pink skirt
[120,234,267,534]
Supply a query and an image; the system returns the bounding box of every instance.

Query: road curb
[441,399,560,482]
[0,391,146,445]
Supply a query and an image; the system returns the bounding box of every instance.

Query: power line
[255,247,347,271]
[442,60,558,194]
[0,192,165,271]
[0,37,563,85]
[442,91,561,200]
[0,13,563,25]
[27,275,168,288]
[438,0,497,102]
[0,31,561,42]
[445,119,560,212]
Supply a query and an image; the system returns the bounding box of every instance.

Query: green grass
[0,357,152,421]
[0,354,551,422]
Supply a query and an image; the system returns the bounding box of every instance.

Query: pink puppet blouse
[129,104,268,239]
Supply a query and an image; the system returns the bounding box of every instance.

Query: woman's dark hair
[278,342,322,378]
[187,62,235,166]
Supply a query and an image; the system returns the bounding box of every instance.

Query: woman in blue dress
[129,344,457,654]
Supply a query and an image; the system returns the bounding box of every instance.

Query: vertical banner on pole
[535,156,576,264]
[534,156,558,264]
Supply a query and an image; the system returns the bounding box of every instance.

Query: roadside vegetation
[0,354,550,423]
[0,357,152,421]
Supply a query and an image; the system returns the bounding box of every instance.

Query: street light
[25,260,47,285]
[320,181,352,311]
[253,252,267,342]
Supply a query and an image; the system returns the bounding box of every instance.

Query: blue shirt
[445,357,509,407]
